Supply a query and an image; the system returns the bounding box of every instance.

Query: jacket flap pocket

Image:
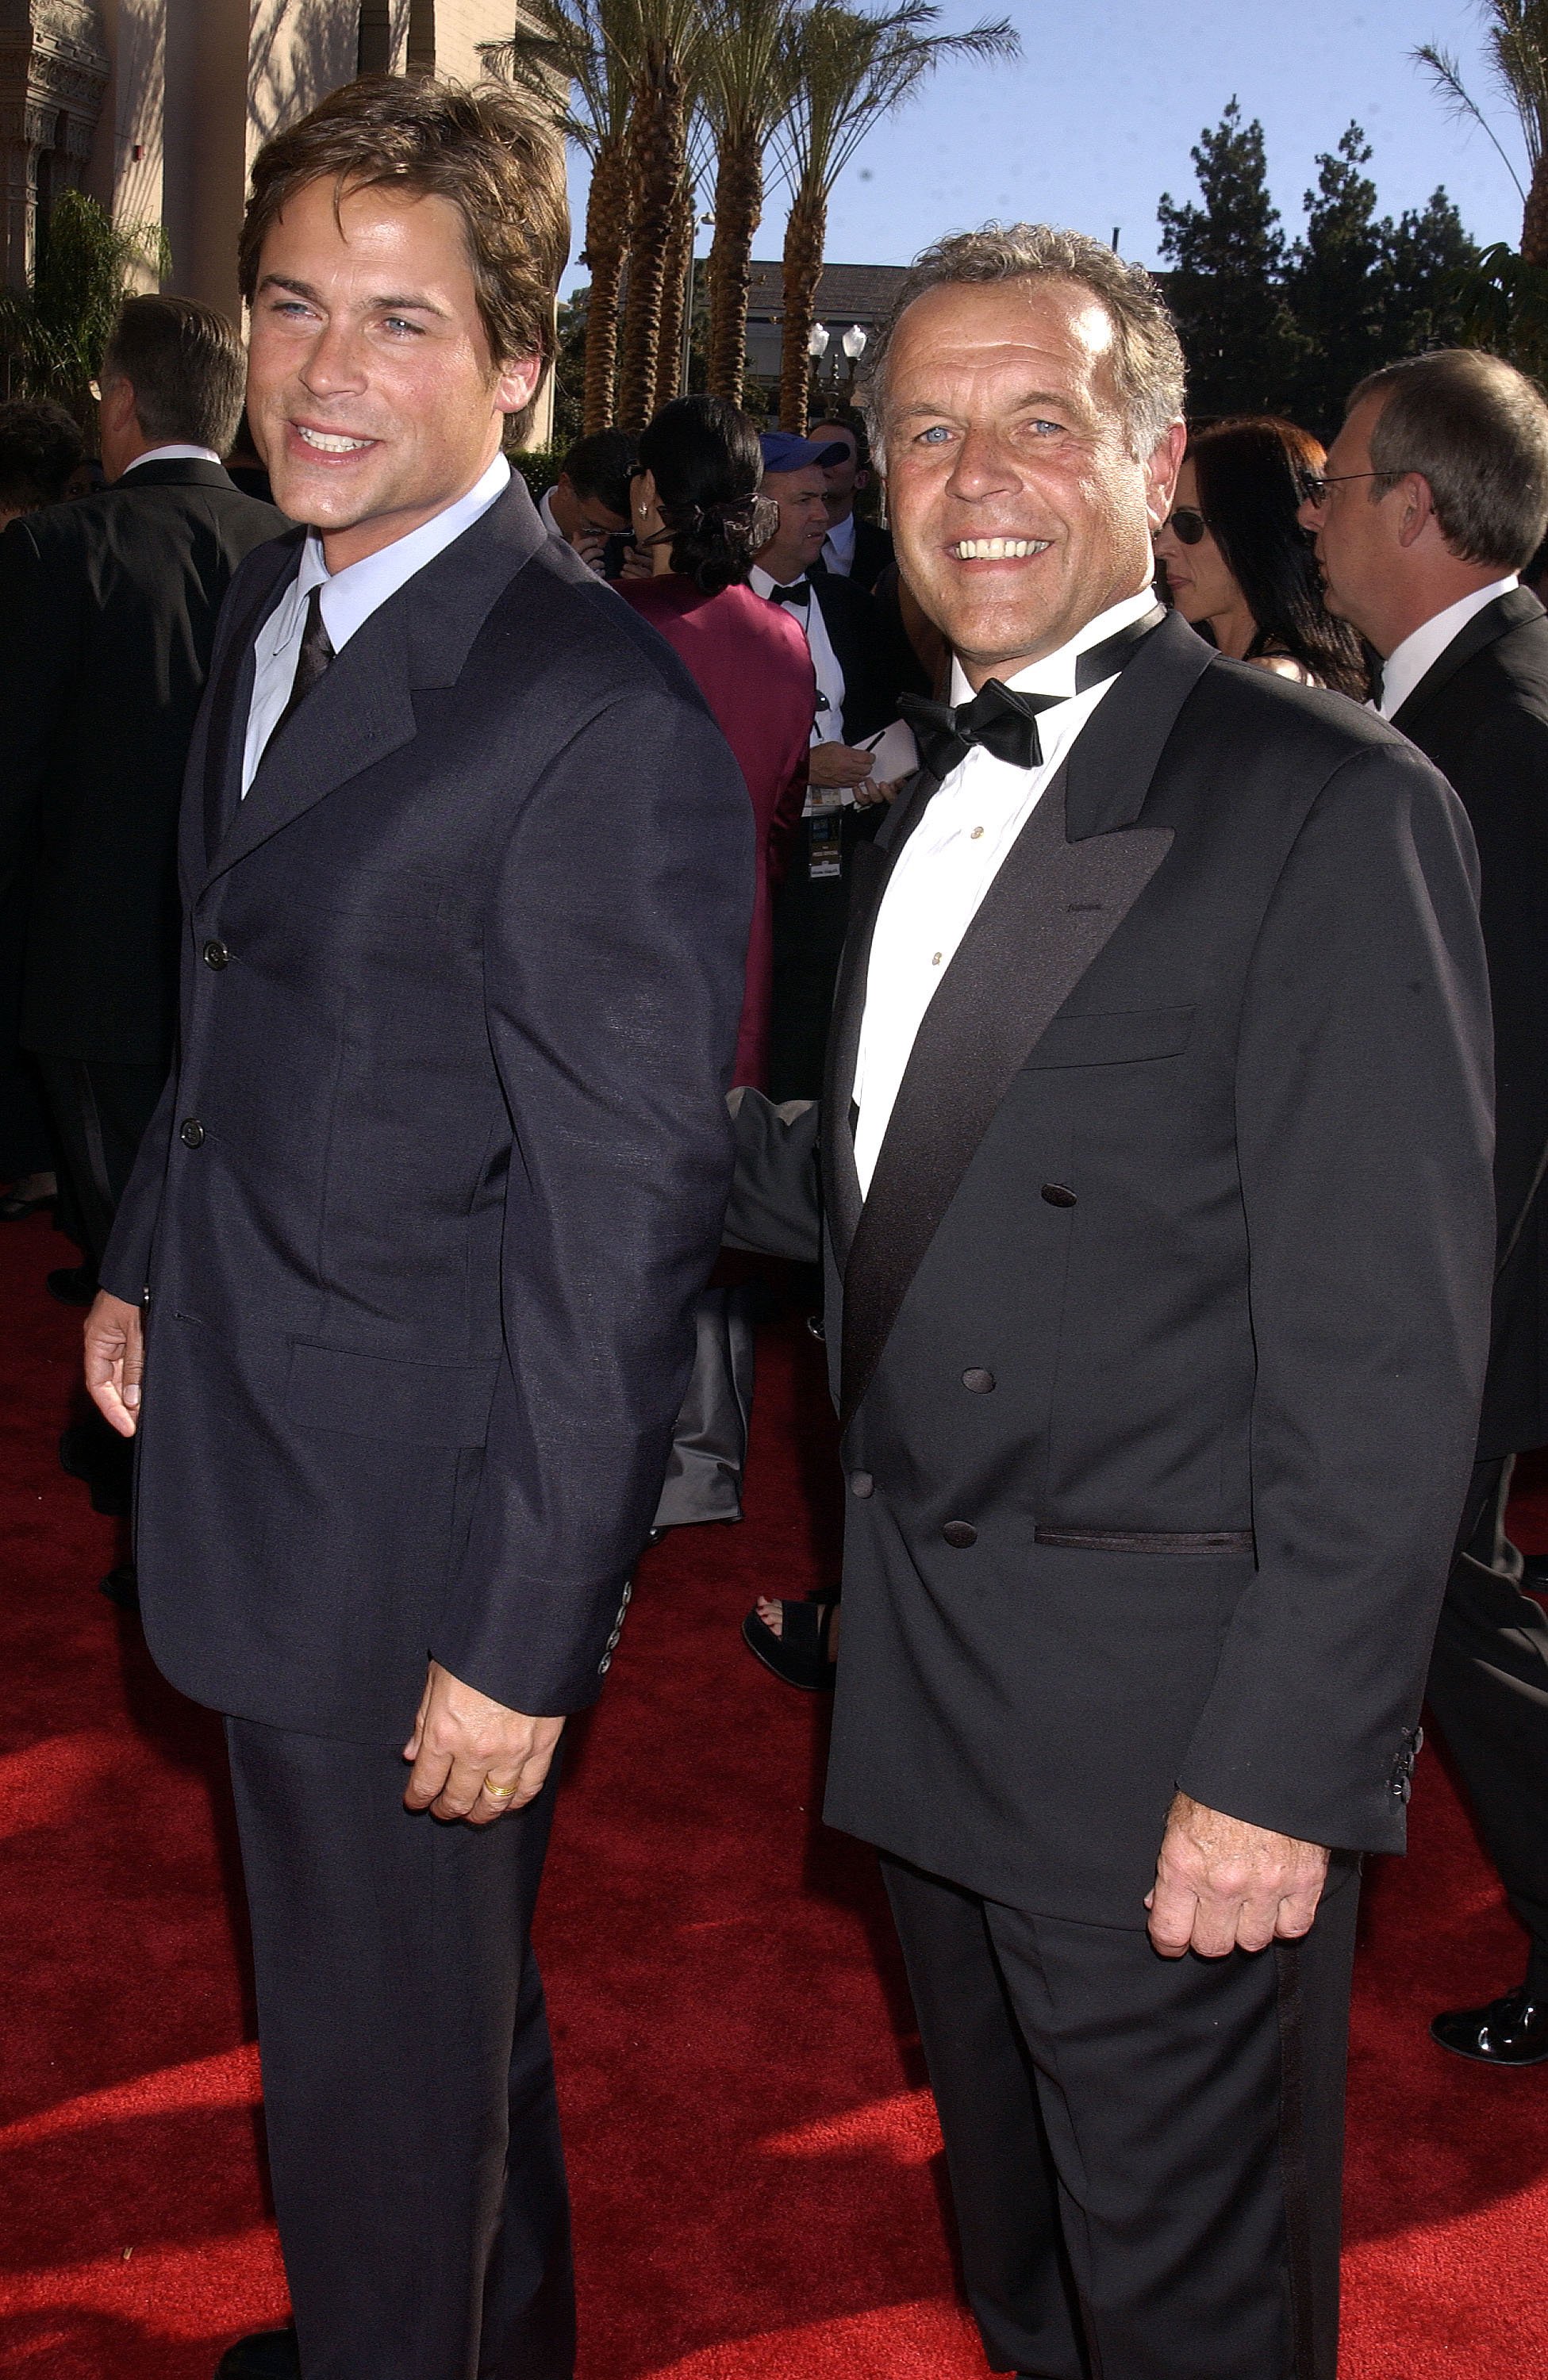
[1024,1005,1195,1069]
[286,1341,498,1446]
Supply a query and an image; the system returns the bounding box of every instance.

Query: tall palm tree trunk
[618,58,688,432]
[1524,148,1548,267]
[778,185,826,432]
[707,134,763,402]
[655,172,694,411]
[581,132,632,432]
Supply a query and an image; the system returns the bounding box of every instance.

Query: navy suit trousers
[225,1720,574,2380]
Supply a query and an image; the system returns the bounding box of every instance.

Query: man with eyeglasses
[1304,347,1548,2071]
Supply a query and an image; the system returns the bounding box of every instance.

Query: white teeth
[955,537,1047,559]
[297,426,371,453]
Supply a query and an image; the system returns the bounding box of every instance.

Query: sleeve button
[179,1118,205,1149]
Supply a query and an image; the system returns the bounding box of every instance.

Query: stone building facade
[1,2,553,442]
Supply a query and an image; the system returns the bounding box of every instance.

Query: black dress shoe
[99,1564,139,1611]
[216,2330,300,2378]
[1431,1983,1548,2066]
[46,1263,98,1308]
[59,1422,133,1516]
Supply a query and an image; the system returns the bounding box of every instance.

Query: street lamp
[841,324,866,362]
[808,322,830,359]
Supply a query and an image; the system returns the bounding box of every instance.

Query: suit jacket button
[202,939,230,969]
[850,1470,874,1498]
[179,1118,205,1148]
[942,1519,977,1548]
[962,1368,995,1393]
[1040,1182,1077,1207]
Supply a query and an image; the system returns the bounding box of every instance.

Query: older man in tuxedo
[729,226,1494,2378]
[1304,348,1548,2068]
[83,76,750,2380]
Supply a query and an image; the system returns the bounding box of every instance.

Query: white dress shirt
[851,586,1158,1196]
[751,561,847,750]
[120,443,224,474]
[1377,574,1518,720]
[242,451,510,796]
[820,509,857,576]
[538,483,563,539]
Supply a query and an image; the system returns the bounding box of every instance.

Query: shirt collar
[1377,576,1519,719]
[948,584,1160,706]
[751,562,804,600]
[266,451,511,660]
[120,443,224,474]
[824,511,857,561]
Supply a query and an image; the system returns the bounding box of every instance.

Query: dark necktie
[271,584,335,743]
[900,605,1166,779]
[767,578,811,606]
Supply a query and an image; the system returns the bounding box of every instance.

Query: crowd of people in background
[4,68,1548,2380]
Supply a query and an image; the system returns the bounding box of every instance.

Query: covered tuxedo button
[942,1520,978,1549]
[1040,1183,1077,1207]
[850,1470,874,1498]
[962,1368,996,1394]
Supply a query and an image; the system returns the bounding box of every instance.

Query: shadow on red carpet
[2,1210,1546,2377]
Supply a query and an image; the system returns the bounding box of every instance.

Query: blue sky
[563,0,1529,294]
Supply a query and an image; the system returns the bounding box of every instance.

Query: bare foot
[755,1596,841,1653]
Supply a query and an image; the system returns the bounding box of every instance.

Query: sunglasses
[1162,506,1208,547]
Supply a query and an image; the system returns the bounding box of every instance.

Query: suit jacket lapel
[199,536,301,868]
[836,612,1216,1430]
[201,477,550,888]
[1390,586,1546,740]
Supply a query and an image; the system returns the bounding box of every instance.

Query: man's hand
[567,524,609,574]
[807,741,878,790]
[853,775,905,808]
[1147,1791,1330,1958]
[84,1290,144,1438]
[403,1660,564,1825]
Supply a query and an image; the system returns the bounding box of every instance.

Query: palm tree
[483,0,640,434]
[699,0,801,404]
[614,0,709,432]
[655,165,697,411]
[774,2,1018,430]
[1417,6,1548,265]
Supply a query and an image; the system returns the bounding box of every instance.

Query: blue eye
[917,424,952,445]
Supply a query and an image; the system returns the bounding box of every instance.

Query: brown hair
[1348,348,1548,574]
[239,75,568,444]
[862,223,1185,463]
[102,294,247,453]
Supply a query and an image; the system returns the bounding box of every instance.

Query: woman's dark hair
[637,395,775,594]
[1189,417,1368,699]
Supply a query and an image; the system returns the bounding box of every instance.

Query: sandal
[741,1591,839,1691]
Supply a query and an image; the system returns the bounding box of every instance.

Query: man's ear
[1144,419,1188,535]
[1396,471,1437,553]
[494,351,545,420]
[855,466,870,491]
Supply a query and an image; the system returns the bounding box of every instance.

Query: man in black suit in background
[751,430,924,1098]
[1306,347,1548,2068]
[808,412,894,589]
[0,297,283,1302]
[729,226,1494,2378]
[83,77,750,2380]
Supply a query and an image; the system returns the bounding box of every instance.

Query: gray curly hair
[861,223,1186,463]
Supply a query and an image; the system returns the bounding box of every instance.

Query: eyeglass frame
[1157,505,1209,547]
[1298,468,1408,508]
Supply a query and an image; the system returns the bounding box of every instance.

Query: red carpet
[2,1207,1546,2377]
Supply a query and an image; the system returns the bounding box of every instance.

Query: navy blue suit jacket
[103,476,753,1739]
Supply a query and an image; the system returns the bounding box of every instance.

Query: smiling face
[879,277,1182,685]
[246,175,541,569]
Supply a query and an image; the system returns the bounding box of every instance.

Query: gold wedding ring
[482,1780,517,1799]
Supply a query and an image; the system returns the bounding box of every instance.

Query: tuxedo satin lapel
[839,772,1173,1428]
[822,769,941,1265]
[1063,608,1215,839]
[1390,586,1546,738]
[202,478,548,888]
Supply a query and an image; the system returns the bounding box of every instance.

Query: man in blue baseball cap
[754,428,924,1098]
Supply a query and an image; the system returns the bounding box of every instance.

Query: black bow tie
[768,579,811,606]
[900,605,1166,779]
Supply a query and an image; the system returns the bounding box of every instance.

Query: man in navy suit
[83,76,751,2380]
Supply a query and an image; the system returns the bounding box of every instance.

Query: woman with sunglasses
[1154,416,1368,697]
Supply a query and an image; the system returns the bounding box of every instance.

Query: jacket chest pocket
[1022,1005,1195,1070]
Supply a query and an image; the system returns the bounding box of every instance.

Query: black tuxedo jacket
[0,460,286,1068]
[732,614,1495,1922]
[1390,585,1548,1458]
[102,477,752,1741]
[815,516,894,595]
[808,569,925,743]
